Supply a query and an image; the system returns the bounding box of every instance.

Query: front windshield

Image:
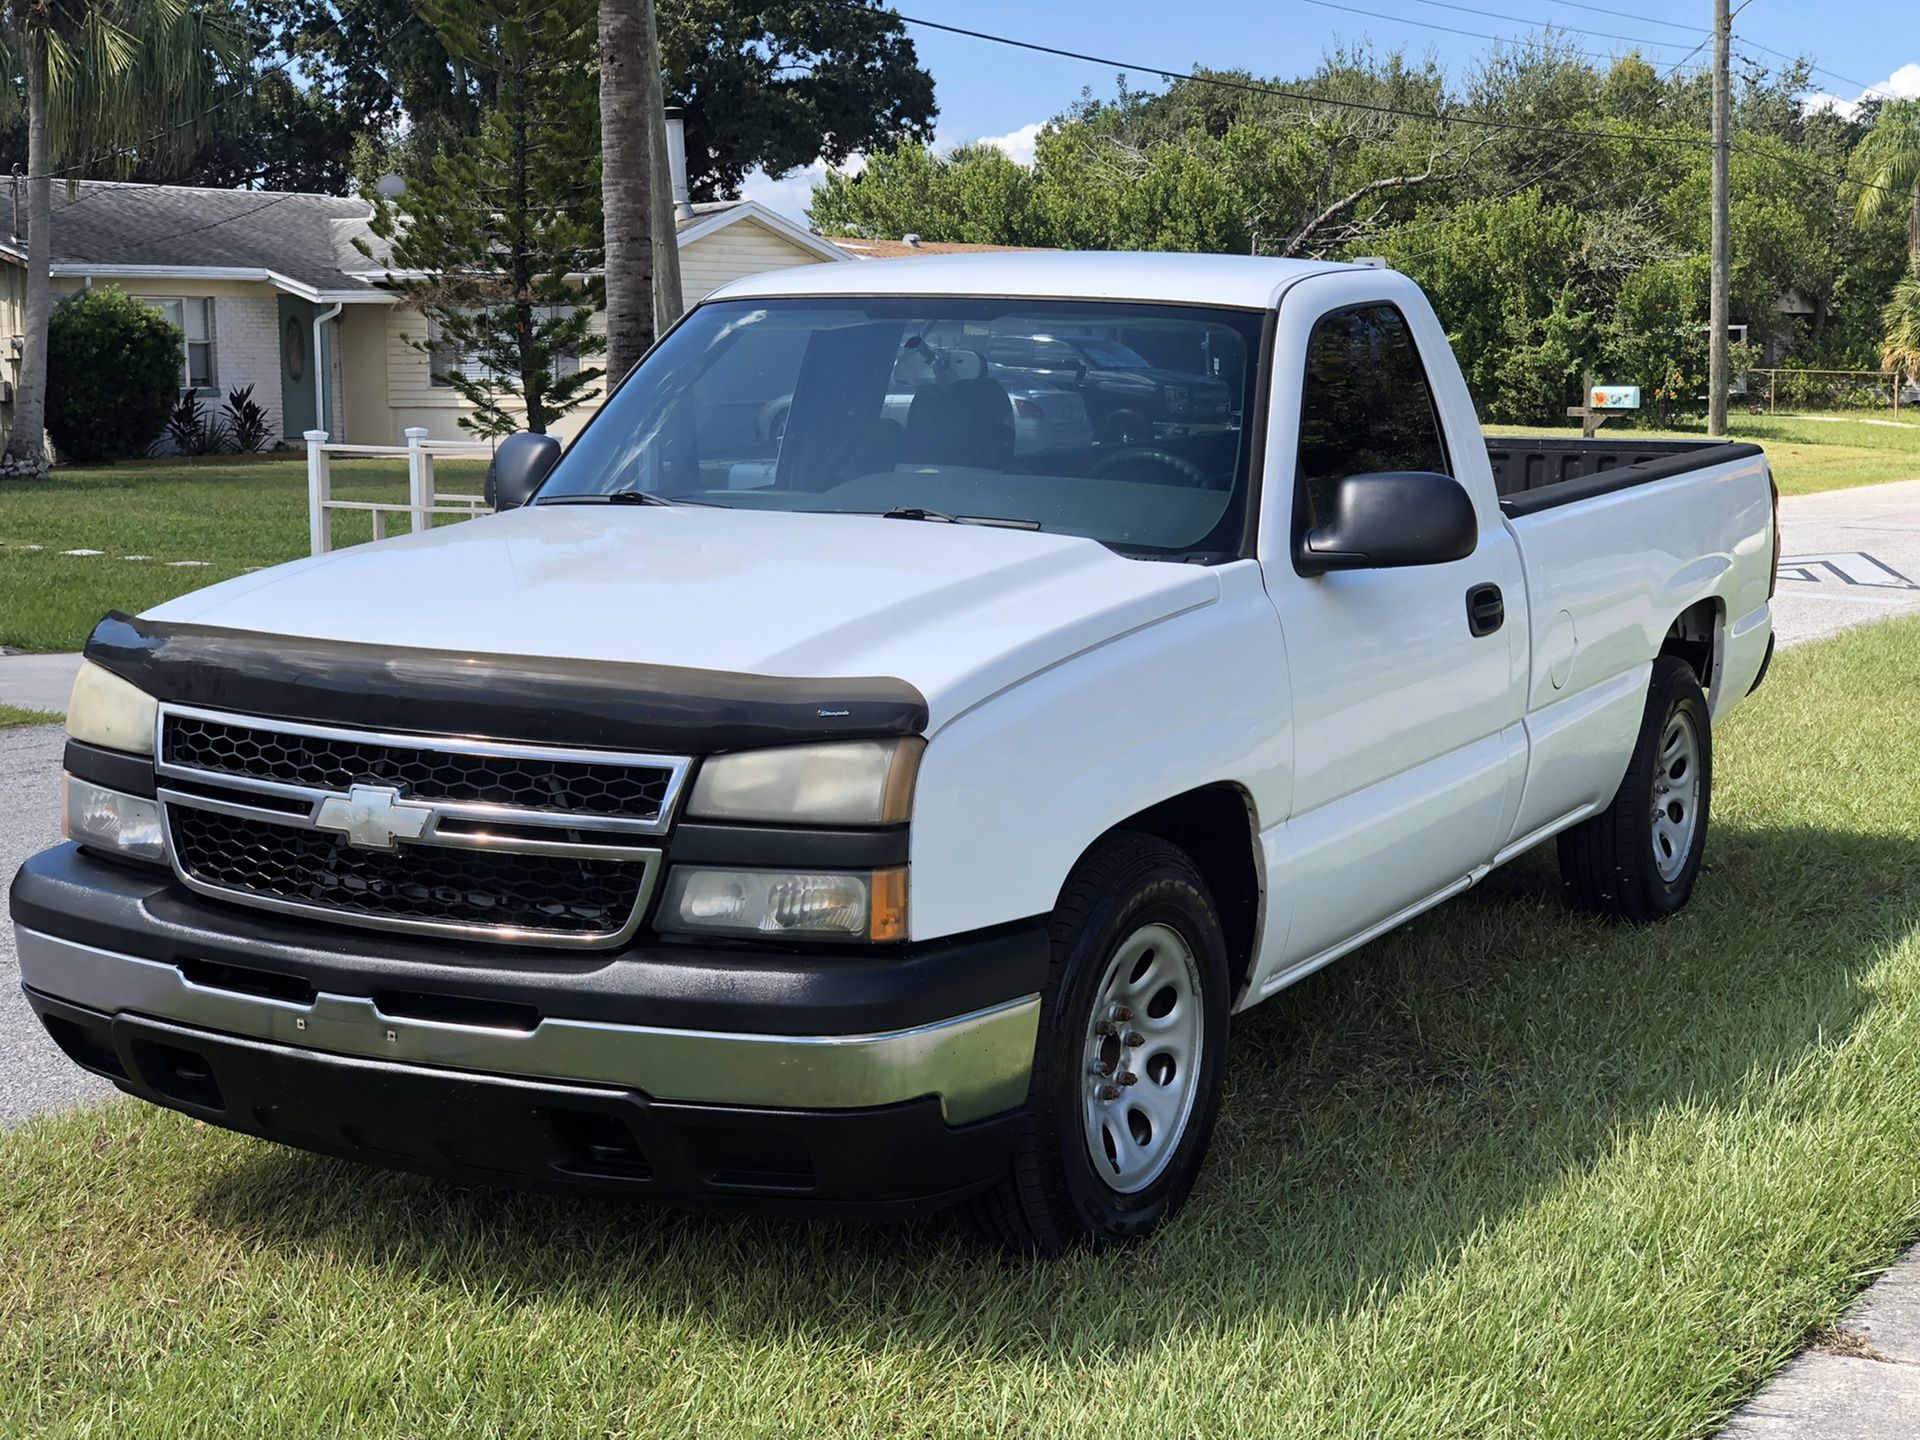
[1071,338,1152,369]
[537,297,1265,558]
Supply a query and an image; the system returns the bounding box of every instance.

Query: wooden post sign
[1567,373,1642,438]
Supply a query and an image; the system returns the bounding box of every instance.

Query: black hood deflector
[85,612,928,753]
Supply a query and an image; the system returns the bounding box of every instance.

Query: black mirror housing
[1295,470,1478,575]
[486,432,563,511]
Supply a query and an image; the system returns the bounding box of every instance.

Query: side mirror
[1295,470,1477,575]
[485,432,562,511]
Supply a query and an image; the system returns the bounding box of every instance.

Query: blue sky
[743,0,1911,225]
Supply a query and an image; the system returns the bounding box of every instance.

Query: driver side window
[1297,305,1450,527]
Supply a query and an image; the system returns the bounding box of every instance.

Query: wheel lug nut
[1099,1084,1122,1101]
[1124,1031,1145,1047]
[1118,1071,1137,1087]
[1095,1020,1118,1037]
[1112,1006,1135,1022]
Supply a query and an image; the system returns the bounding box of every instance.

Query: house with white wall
[0,179,847,454]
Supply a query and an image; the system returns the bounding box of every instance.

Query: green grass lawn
[0,456,489,653]
[0,703,58,728]
[1485,410,1920,496]
[5,618,1919,1438]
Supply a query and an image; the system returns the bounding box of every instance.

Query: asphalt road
[0,723,113,1126]
[1771,478,1920,648]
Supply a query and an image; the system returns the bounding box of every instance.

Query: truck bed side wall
[1501,451,1775,845]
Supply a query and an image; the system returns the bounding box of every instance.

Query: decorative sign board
[1589,385,1641,410]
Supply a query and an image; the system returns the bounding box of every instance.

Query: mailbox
[1589,385,1641,410]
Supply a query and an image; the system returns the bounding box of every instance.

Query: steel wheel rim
[1081,922,1204,1194]
[1651,709,1702,882]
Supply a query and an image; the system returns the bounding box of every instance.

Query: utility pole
[643,6,685,335]
[1708,0,1731,437]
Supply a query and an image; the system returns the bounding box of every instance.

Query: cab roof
[706,250,1362,312]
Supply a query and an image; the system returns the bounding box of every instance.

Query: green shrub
[46,289,185,463]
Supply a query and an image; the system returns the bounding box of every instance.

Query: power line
[1383,32,1713,267]
[870,4,1913,204]
[1528,0,1697,35]
[1400,0,1705,53]
[1302,0,1696,66]
[881,5,1723,149]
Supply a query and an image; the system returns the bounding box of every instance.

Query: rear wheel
[964,833,1229,1254]
[1558,656,1713,922]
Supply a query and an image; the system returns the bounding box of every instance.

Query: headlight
[63,776,167,862]
[659,866,907,942]
[686,739,921,826]
[67,661,157,756]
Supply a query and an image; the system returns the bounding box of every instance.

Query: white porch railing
[305,427,498,556]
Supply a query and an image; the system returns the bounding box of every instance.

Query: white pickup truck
[12,254,1777,1253]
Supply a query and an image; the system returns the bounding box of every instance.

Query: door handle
[1466,583,1505,637]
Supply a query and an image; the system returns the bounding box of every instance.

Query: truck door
[1252,274,1528,985]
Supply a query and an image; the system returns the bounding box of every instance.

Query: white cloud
[1804,62,1920,120]
[740,154,867,226]
[736,120,1045,228]
[959,121,1045,166]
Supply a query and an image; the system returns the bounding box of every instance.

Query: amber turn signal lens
[868,866,909,942]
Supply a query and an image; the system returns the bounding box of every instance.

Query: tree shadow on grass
[189,820,1920,1362]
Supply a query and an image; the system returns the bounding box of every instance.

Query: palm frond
[1852,99,1920,227]
[1879,269,1920,375]
[29,0,252,176]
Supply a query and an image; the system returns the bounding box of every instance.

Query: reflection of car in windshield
[757,369,1093,458]
[983,333,1234,444]
[619,298,1259,557]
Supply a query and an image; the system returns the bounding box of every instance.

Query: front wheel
[1558,655,1713,922]
[964,833,1230,1254]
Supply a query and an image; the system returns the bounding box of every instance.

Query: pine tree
[363,0,604,437]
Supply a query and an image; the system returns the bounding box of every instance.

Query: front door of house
[278,295,318,438]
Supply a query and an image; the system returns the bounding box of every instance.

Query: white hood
[145,506,1219,733]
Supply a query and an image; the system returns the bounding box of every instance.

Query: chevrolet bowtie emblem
[314,784,434,850]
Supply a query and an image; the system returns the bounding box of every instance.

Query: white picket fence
[305,427,497,556]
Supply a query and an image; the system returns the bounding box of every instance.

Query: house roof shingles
[27,180,384,295]
[828,236,1049,260]
[15,185,771,296]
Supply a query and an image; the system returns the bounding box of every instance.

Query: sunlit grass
[5,618,1919,1437]
[0,456,490,653]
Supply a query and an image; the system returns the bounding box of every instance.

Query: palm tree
[1879,270,1920,378]
[597,0,660,379]
[0,0,244,477]
[1853,98,1920,270]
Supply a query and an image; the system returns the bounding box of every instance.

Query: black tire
[1096,408,1151,446]
[1558,656,1713,922]
[964,832,1230,1255]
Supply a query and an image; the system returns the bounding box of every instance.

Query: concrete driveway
[0,723,113,1126]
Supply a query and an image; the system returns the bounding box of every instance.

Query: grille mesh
[169,808,646,938]
[163,714,674,822]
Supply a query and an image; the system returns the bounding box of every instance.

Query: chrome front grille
[161,711,679,826]
[154,705,690,947]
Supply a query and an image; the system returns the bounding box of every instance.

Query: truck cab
[12,254,1775,1253]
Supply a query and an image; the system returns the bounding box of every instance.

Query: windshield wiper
[541,489,719,507]
[880,506,1042,531]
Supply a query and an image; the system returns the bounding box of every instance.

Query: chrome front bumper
[15,927,1040,1125]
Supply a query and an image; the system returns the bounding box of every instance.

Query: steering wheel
[1088,447,1216,488]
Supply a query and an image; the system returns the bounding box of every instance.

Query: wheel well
[1107,784,1261,1002]
[1660,599,1720,692]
